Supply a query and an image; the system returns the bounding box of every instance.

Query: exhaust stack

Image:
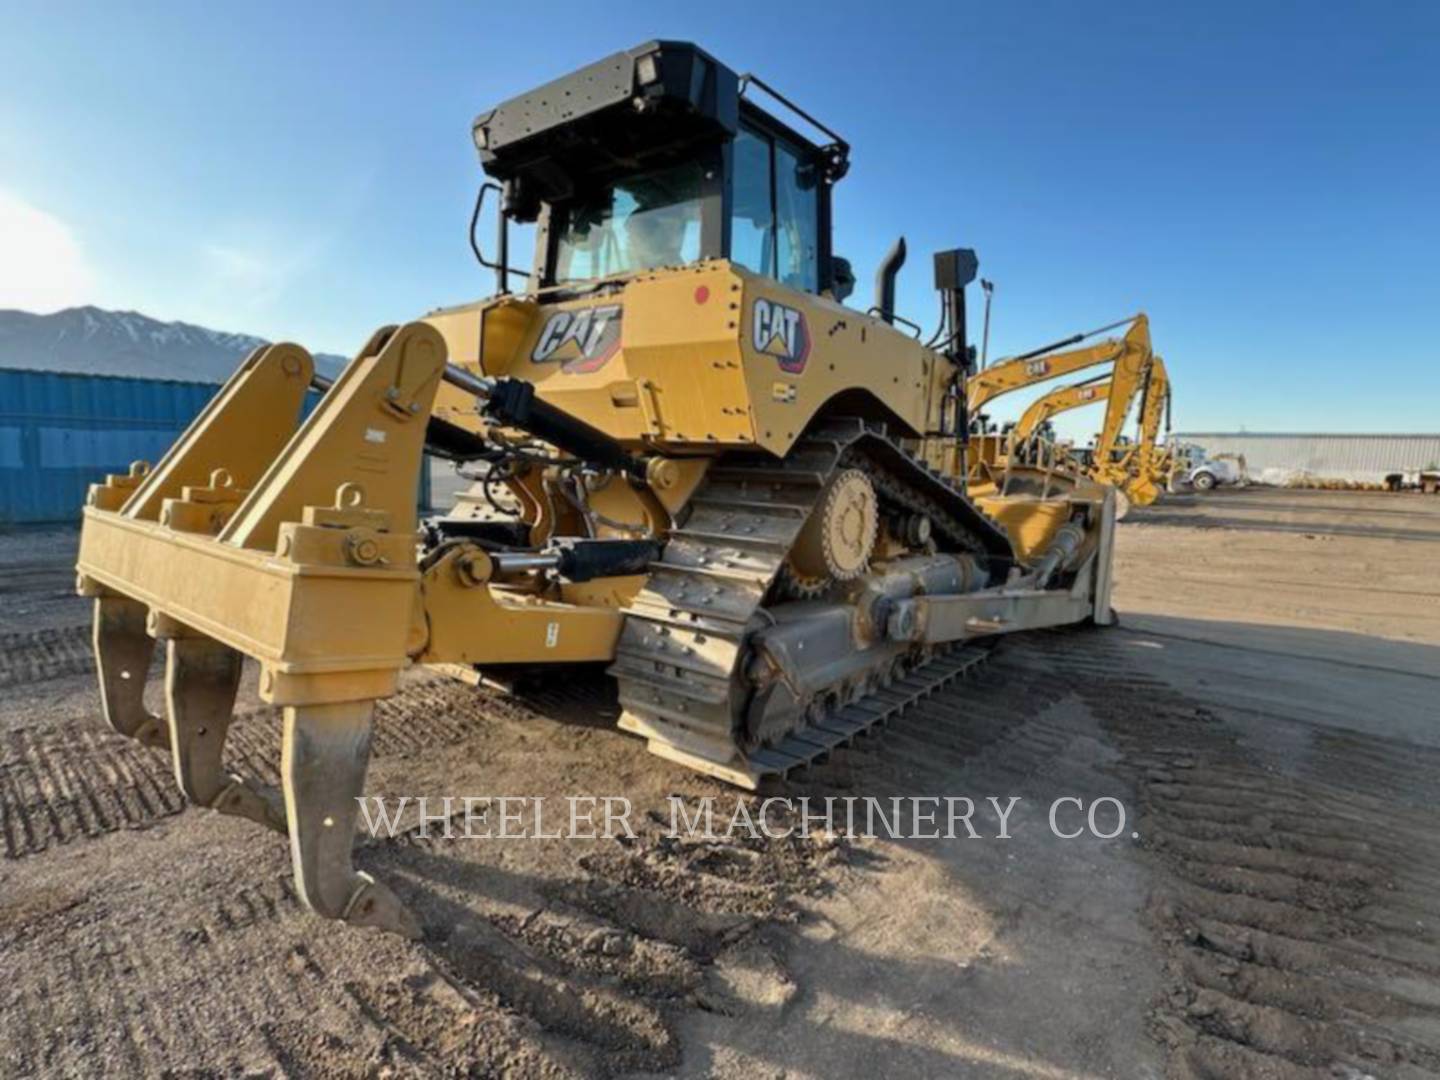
[873,236,907,324]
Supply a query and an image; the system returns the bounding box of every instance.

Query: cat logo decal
[532,305,622,374]
[752,298,811,374]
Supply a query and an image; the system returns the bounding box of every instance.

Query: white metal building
[1171,433,1440,484]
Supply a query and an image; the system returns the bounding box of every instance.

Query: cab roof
[472,41,847,210]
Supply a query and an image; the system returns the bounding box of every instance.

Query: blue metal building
[1,368,432,525]
[1,369,218,524]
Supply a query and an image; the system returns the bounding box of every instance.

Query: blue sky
[2,0,1436,435]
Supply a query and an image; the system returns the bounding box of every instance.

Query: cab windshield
[553,160,703,283]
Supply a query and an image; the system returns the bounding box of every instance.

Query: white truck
[1170,442,1246,492]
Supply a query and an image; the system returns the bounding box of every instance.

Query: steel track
[609,418,1010,784]
[741,638,997,778]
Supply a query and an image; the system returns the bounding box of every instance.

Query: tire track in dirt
[2,872,595,1078]
[0,661,816,1074]
[0,721,186,857]
[1062,633,1440,1079]
[0,672,589,859]
[0,559,77,596]
[0,625,96,688]
[14,618,1440,1076]
[352,780,819,1073]
[48,786,826,1074]
[24,651,1086,1076]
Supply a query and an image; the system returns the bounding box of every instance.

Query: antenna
[979,279,994,369]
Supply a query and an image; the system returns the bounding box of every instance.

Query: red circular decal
[694,285,710,305]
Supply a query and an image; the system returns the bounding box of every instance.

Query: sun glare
[0,188,95,312]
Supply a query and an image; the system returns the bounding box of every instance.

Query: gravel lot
[2,486,1438,1078]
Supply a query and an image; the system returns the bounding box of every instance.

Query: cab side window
[774,141,818,292]
[730,128,773,279]
[729,124,820,293]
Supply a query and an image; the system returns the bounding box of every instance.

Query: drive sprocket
[782,468,878,594]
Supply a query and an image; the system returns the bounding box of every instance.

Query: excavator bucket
[1124,474,1162,507]
[76,322,447,937]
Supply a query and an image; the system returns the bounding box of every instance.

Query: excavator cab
[473,41,849,298]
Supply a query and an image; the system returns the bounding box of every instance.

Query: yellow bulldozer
[75,42,1119,936]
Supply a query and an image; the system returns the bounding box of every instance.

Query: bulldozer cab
[472,41,850,297]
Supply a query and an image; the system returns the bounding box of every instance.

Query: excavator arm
[967,314,1150,414]
[1087,337,1156,490]
[1011,376,1111,444]
[1120,355,1171,506]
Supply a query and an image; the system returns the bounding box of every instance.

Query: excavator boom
[967,314,1150,413]
[1012,376,1112,443]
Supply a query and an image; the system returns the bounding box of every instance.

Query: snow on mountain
[0,306,346,383]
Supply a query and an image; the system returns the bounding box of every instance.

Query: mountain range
[0,306,346,384]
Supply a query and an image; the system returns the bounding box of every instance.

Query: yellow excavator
[1001,357,1174,507]
[1087,353,1162,494]
[75,42,1120,935]
[965,315,1151,485]
[1008,375,1111,452]
[1113,355,1173,505]
[999,377,1110,490]
[1002,351,1169,512]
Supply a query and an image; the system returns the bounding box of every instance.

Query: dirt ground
[3,486,1439,1079]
